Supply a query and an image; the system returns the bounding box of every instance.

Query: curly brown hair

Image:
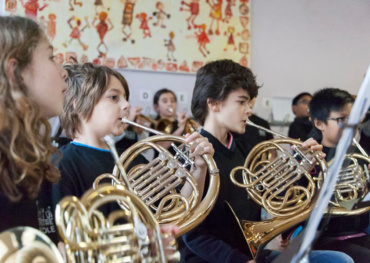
[0,16,60,202]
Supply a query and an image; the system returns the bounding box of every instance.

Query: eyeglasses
[297,99,310,105]
[327,117,348,126]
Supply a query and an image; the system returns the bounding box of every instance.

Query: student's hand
[177,112,188,130]
[159,224,181,261]
[295,137,326,171]
[57,242,67,262]
[276,234,290,251]
[185,132,215,169]
[127,106,143,133]
[128,106,143,121]
[247,260,256,263]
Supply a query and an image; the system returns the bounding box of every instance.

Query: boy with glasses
[309,87,370,263]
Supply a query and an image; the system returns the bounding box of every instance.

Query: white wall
[119,0,370,120]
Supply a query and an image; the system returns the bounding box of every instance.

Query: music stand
[273,66,370,263]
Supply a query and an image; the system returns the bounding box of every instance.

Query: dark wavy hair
[191,59,260,125]
[0,16,60,202]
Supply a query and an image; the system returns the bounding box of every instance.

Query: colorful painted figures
[93,11,114,58]
[164,31,176,61]
[20,0,48,19]
[69,0,83,11]
[136,12,152,38]
[206,0,222,35]
[153,1,170,28]
[67,16,90,51]
[223,0,235,23]
[224,26,237,51]
[195,24,210,57]
[122,0,137,43]
[180,0,200,30]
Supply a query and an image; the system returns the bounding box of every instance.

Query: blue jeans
[309,250,353,263]
[264,250,353,263]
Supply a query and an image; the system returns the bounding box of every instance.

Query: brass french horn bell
[229,119,327,257]
[94,118,220,237]
[56,184,177,263]
[0,227,64,263]
[135,107,200,135]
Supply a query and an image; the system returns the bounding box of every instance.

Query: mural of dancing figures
[4,0,251,73]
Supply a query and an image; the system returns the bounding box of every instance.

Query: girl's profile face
[21,37,68,118]
[155,92,177,119]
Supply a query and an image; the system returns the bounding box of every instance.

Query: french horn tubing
[135,109,200,135]
[0,226,64,263]
[93,118,220,237]
[55,184,178,263]
[315,138,370,215]
[135,114,174,135]
[229,119,327,257]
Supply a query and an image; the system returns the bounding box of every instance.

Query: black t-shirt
[0,181,59,244]
[181,129,261,263]
[115,126,139,150]
[53,142,148,201]
[51,142,148,243]
[288,116,313,141]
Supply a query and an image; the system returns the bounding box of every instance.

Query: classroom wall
[118,0,370,121]
[3,1,369,120]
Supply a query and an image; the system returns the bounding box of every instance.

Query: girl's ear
[153,104,159,113]
[207,98,219,112]
[314,118,325,131]
[6,58,18,84]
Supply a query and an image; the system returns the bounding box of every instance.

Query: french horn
[229,119,327,257]
[94,118,219,237]
[135,111,200,135]
[0,226,64,263]
[315,138,370,215]
[135,114,174,135]
[55,184,178,263]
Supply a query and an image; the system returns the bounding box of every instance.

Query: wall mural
[4,0,251,73]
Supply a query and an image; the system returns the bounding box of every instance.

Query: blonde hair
[61,63,130,138]
[0,16,60,202]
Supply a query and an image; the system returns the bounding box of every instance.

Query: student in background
[153,88,188,135]
[309,87,370,263]
[288,92,313,141]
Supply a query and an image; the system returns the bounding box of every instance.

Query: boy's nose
[122,101,130,111]
[245,105,252,115]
